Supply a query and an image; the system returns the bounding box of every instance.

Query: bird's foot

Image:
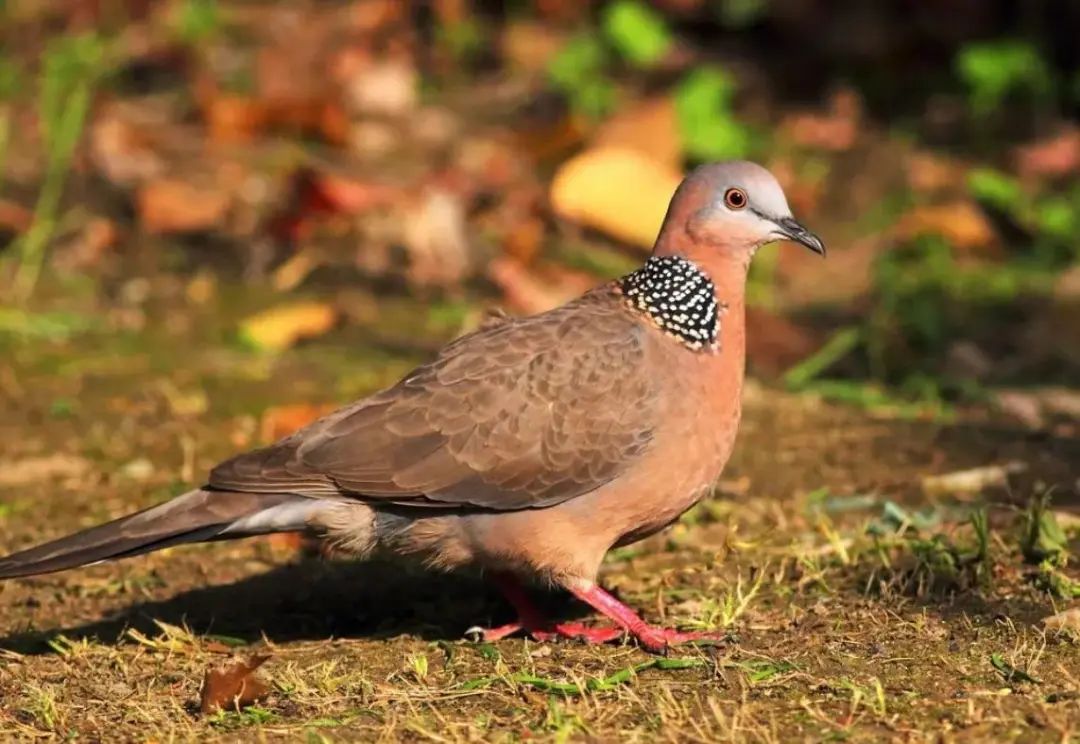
[566,579,726,655]
[470,620,624,645]
[480,572,725,652]
[479,572,628,645]
[533,622,625,644]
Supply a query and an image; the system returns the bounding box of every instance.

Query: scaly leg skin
[565,578,726,655]
[475,572,624,645]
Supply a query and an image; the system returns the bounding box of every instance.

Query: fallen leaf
[1015,127,1080,180]
[502,214,545,264]
[550,147,681,250]
[501,20,567,73]
[339,53,418,118]
[994,390,1045,428]
[270,169,400,243]
[199,655,271,714]
[260,403,337,442]
[239,302,338,352]
[90,105,168,187]
[894,201,996,253]
[0,199,32,234]
[780,88,861,152]
[55,217,118,271]
[921,462,1026,496]
[137,179,231,234]
[1043,608,1080,632]
[593,96,681,169]
[201,92,265,145]
[403,188,474,288]
[0,455,92,488]
[906,152,968,195]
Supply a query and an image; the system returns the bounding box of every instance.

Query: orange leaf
[199,655,271,714]
[137,179,230,234]
[260,403,337,442]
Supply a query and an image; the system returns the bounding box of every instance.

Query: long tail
[0,489,324,579]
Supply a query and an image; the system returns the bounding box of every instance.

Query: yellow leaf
[550,147,682,251]
[239,301,338,352]
[894,201,996,252]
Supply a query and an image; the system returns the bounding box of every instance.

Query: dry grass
[1,311,1079,742]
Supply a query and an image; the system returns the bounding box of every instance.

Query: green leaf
[990,653,1040,685]
[548,35,607,90]
[955,40,1053,115]
[175,0,221,43]
[783,327,862,390]
[966,168,1024,214]
[1021,492,1069,565]
[674,68,751,161]
[1035,197,1077,241]
[602,0,673,68]
[547,35,616,119]
[716,0,769,28]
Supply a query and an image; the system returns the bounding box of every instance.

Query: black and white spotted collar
[618,256,722,351]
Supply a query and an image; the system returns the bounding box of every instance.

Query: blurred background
[2,4,1080,737]
[1,0,1078,451]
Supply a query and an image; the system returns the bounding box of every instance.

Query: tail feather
[0,489,318,580]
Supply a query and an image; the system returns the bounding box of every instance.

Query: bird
[0,161,824,653]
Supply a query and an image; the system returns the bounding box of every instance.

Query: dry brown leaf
[239,302,338,352]
[502,215,545,264]
[0,198,32,233]
[906,152,967,195]
[0,455,92,488]
[780,88,862,152]
[271,170,401,243]
[1043,608,1080,633]
[90,109,167,187]
[550,147,682,250]
[593,96,681,169]
[55,218,118,272]
[202,93,266,145]
[1015,128,1080,180]
[199,655,271,714]
[921,462,1026,496]
[501,20,566,73]
[137,179,231,234]
[339,55,418,118]
[894,201,996,252]
[403,189,473,288]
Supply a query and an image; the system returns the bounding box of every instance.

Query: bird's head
[653,161,825,263]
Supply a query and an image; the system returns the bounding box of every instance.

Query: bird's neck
[617,254,748,355]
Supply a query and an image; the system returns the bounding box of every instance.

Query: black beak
[775,217,826,256]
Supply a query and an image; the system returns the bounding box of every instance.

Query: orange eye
[724,188,747,210]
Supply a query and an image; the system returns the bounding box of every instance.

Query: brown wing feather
[209,288,657,510]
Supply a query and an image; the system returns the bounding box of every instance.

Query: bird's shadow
[0,558,588,655]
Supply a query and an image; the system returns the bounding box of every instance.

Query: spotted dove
[0,161,824,652]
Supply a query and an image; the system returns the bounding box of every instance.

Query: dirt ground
[1,299,1079,743]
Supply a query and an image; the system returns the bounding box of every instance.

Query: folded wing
[209,290,658,510]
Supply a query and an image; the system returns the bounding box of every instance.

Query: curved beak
[775,217,826,256]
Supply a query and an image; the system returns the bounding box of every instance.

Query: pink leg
[565,578,726,654]
[477,572,624,645]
